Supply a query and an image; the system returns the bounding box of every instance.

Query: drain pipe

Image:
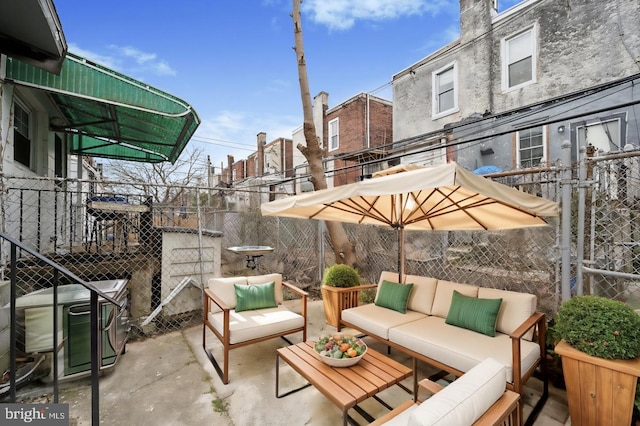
[560,141,572,302]
[366,93,370,149]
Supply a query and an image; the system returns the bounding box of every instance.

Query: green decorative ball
[322,264,360,288]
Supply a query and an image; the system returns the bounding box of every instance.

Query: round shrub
[554,295,640,360]
[322,264,360,288]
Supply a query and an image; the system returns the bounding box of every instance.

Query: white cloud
[301,0,453,31]
[120,46,158,64]
[195,110,301,165]
[203,111,248,137]
[109,45,177,76]
[66,42,176,77]
[67,43,121,69]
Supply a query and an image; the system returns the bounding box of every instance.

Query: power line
[190,136,256,151]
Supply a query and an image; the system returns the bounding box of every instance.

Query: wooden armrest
[473,390,520,426]
[204,287,231,311]
[282,280,309,297]
[329,283,377,293]
[368,400,415,426]
[509,311,544,340]
[417,378,444,395]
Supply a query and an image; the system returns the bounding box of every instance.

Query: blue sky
[54,0,521,169]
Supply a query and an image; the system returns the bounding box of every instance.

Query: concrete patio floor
[58,300,570,425]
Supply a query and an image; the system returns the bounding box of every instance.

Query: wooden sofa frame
[202,280,307,384]
[340,287,548,426]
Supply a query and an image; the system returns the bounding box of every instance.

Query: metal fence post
[576,146,587,296]
[318,220,324,282]
[560,141,573,302]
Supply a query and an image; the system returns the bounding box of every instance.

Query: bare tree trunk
[292,0,356,266]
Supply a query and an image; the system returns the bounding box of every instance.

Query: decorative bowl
[314,334,367,367]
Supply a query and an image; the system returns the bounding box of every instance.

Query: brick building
[323,92,393,186]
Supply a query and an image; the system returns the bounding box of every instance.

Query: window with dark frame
[55,134,64,179]
[13,102,31,168]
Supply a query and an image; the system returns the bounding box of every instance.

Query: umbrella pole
[398,227,405,280]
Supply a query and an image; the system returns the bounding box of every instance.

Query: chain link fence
[0,177,224,341]
[1,152,639,348]
[581,153,640,309]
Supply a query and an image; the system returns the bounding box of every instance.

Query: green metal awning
[4,52,200,163]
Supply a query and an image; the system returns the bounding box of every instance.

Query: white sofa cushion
[341,303,427,340]
[478,287,536,340]
[208,274,284,310]
[248,273,284,304]
[389,316,540,384]
[208,276,248,309]
[407,357,506,426]
[378,271,404,286]
[208,305,304,345]
[374,271,405,304]
[403,275,438,315]
[431,280,479,318]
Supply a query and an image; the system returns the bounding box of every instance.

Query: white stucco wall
[393,0,640,146]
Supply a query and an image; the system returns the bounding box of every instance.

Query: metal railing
[1,232,123,425]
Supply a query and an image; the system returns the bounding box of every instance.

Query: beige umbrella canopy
[261,162,559,276]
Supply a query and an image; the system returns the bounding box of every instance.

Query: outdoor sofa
[340,271,548,425]
[202,273,307,384]
[370,357,520,426]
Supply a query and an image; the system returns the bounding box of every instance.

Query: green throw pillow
[445,290,503,337]
[234,281,277,312]
[375,280,414,313]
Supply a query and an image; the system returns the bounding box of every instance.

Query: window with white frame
[432,62,457,117]
[328,118,339,151]
[516,126,546,168]
[13,101,32,168]
[264,153,271,172]
[503,27,536,90]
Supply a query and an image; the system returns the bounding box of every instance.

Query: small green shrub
[322,264,360,288]
[554,295,640,360]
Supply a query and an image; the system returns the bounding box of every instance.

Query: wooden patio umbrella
[260,162,559,277]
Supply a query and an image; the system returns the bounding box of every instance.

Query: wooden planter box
[555,340,640,426]
[321,284,376,330]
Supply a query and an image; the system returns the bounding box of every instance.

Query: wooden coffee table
[276,341,413,425]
